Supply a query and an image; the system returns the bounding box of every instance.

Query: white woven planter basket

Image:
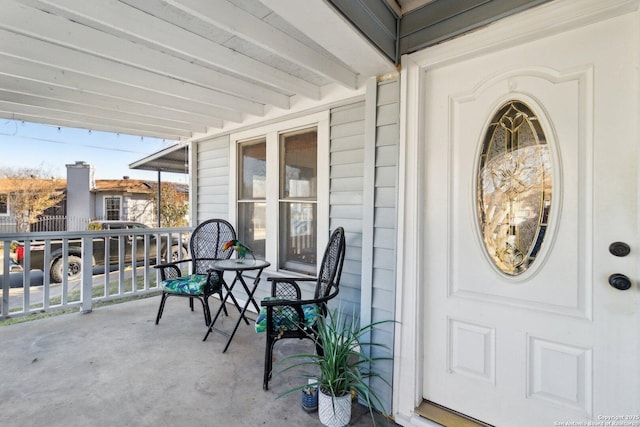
[318,390,351,427]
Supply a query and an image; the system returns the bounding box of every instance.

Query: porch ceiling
[0,0,394,141]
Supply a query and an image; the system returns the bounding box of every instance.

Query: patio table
[203,258,270,352]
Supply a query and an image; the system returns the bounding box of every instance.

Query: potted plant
[277,308,393,427]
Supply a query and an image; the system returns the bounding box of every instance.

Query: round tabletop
[213,258,271,271]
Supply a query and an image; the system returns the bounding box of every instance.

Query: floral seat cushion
[255,297,320,333]
[161,274,217,296]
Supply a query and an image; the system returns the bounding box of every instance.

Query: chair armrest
[154,258,192,280]
[267,276,316,299]
[153,259,191,268]
[260,286,338,308]
[266,276,317,283]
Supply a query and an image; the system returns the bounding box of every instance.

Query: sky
[0,119,188,182]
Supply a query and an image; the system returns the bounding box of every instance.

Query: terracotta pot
[318,389,351,427]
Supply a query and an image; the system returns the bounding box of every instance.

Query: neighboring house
[0,161,188,232]
[0,177,66,232]
[134,1,640,426]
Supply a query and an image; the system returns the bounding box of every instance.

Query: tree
[0,166,65,232]
[150,182,188,227]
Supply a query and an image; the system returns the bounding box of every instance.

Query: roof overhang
[0,0,394,142]
[129,144,188,174]
[0,0,550,145]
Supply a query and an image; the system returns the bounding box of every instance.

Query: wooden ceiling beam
[0,74,221,129]
[167,0,358,89]
[21,0,321,100]
[0,0,290,110]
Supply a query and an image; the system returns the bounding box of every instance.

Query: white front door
[420,5,640,427]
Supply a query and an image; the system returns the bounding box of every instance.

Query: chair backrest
[189,219,236,275]
[314,227,346,307]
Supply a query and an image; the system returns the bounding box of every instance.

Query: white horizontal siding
[330,176,364,192]
[331,163,364,179]
[330,120,365,139]
[376,124,399,147]
[328,101,365,316]
[369,78,399,414]
[196,135,230,222]
[330,134,366,152]
[330,205,363,220]
[331,149,365,165]
[330,192,363,205]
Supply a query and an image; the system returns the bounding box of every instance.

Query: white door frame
[392,1,640,425]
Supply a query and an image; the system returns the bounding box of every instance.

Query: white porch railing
[0,226,192,320]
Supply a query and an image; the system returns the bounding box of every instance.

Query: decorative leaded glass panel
[477,101,552,276]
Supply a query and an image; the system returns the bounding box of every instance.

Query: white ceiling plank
[0,0,290,110]
[0,30,264,117]
[0,111,184,141]
[23,0,321,100]
[0,52,244,123]
[0,74,221,129]
[261,0,396,79]
[168,0,358,89]
[0,101,193,138]
[0,89,206,134]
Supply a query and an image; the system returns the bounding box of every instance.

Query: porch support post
[157,170,161,227]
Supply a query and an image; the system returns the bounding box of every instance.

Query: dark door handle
[609,242,631,257]
[608,273,632,291]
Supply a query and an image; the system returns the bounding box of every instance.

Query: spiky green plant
[276,308,393,424]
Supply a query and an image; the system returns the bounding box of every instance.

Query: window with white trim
[0,194,8,215]
[231,112,329,275]
[104,196,122,220]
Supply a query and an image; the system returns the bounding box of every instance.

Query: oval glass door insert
[477,100,552,276]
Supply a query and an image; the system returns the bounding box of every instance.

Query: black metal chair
[258,227,346,390]
[155,219,236,326]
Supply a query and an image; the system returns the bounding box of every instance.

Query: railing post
[2,242,10,319]
[80,235,93,313]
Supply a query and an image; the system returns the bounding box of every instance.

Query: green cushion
[255,297,320,333]
[161,274,214,296]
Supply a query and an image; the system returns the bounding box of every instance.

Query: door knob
[609,242,631,257]
[608,273,632,291]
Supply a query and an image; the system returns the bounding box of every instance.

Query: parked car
[0,246,23,275]
[15,221,189,282]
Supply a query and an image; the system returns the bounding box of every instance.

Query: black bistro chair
[256,227,346,390]
[155,219,236,326]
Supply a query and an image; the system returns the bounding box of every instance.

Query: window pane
[0,194,7,214]
[279,128,317,274]
[238,202,265,258]
[105,197,120,220]
[280,129,317,199]
[477,100,552,276]
[279,202,316,274]
[238,138,266,258]
[239,139,266,200]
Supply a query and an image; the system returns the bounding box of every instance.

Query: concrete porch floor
[0,296,398,426]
